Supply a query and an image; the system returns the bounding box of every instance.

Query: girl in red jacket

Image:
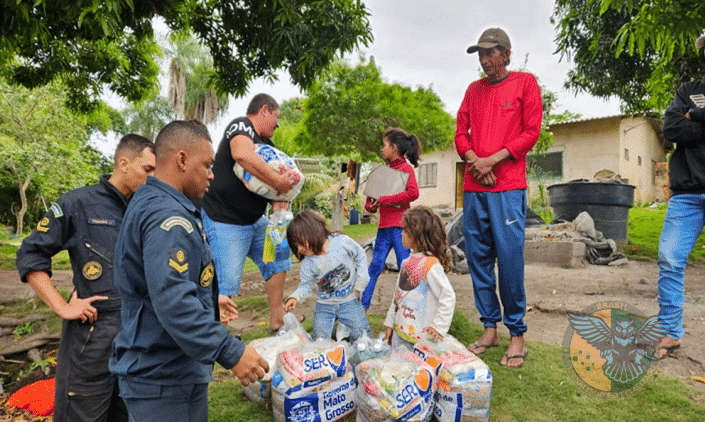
[361,127,420,310]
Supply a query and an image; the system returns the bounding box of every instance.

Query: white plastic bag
[233,144,304,201]
[413,335,492,422]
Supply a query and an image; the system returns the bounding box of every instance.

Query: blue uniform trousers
[463,190,527,337]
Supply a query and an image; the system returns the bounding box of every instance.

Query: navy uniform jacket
[15,175,126,394]
[662,75,705,195]
[109,177,245,385]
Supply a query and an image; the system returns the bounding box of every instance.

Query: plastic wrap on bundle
[350,332,392,367]
[413,335,492,422]
[242,313,312,404]
[263,210,293,262]
[355,349,437,422]
[272,371,356,422]
[233,144,305,201]
[272,338,351,397]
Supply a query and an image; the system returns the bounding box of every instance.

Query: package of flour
[355,349,437,422]
[272,371,356,422]
[233,144,304,201]
[413,335,492,422]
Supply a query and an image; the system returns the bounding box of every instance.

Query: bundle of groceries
[413,335,492,422]
[233,144,304,201]
[271,338,355,422]
[242,313,311,404]
[355,349,437,422]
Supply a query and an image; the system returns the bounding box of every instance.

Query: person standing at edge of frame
[655,33,705,360]
[16,135,155,422]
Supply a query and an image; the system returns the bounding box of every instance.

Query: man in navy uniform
[16,135,155,422]
[109,121,268,421]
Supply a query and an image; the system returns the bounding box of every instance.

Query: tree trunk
[331,188,345,233]
[14,164,35,235]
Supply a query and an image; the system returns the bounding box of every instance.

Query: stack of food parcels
[243,313,312,404]
[413,335,492,422]
[355,349,438,422]
[271,339,356,422]
[233,144,305,201]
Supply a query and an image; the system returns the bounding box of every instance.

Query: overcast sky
[95,0,623,155]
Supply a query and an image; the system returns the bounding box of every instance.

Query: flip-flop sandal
[501,349,529,368]
[468,341,500,355]
[655,344,681,360]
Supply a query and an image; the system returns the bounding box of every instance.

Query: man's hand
[467,156,496,179]
[218,295,239,325]
[478,172,496,188]
[232,345,269,386]
[271,201,289,212]
[284,298,298,312]
[384,327,394,345]
[688,107,705,123]
[274,168,296,195]
[62,291,108,323]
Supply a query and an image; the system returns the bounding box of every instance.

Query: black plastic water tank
[547,182,635,243]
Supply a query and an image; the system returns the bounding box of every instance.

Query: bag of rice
[355,349,437,422]
[233,144,304,201]
[413,335,492,422]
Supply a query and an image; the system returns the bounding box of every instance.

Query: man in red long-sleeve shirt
[455,27,542,368]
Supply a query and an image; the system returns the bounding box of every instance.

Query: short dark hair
[286,209,332,261]
[246,93,279,116]
[154,120,211,164]
[113,134,153,166]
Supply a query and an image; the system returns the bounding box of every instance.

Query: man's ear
[116,156,129,174]
[176,150,188,172]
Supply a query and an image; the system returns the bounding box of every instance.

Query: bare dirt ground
[2,259,705,393]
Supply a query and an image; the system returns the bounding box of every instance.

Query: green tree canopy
[1,0,373,112]
[294,57,455,162]
[0,81,106,233]
[552,0,704,113]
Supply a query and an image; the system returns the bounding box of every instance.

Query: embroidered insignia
[89,218,116,226]
[50,203,63,219]
[82,261,103,280]
[690,94,705,108]
[200,264,214,287]
[36,217,50,233]
[160,216,194,233]
[169,249,189,273]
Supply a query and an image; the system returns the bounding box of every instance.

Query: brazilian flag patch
[169,249,189,274]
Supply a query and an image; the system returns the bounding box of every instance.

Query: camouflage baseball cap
[467,28,511,54]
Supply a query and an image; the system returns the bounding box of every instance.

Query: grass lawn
[209,300,705,422]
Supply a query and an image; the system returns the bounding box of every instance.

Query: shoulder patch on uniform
[36,217,50,233]
[83,261,103,280]
[169,249,189,274]
[50,203,63,219]
[160,216,194,233]
[200,264,214,288]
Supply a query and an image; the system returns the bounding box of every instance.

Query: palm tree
[167,32,228,125]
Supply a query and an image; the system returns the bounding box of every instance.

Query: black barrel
[547,182,635,243]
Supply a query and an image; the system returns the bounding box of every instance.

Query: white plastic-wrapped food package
[242,313,312,404]
[413,336,492,422]
[233,144,304,201]
[272,371,356,422]
[271,338,354,422]
[355,350,437,422]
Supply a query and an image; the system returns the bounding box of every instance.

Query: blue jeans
[361,227,410,309]
[313,299,371,342]
[463,190,527,337]
[202,211,291,296]
[657,193,705,340]
[119,379,208,422]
